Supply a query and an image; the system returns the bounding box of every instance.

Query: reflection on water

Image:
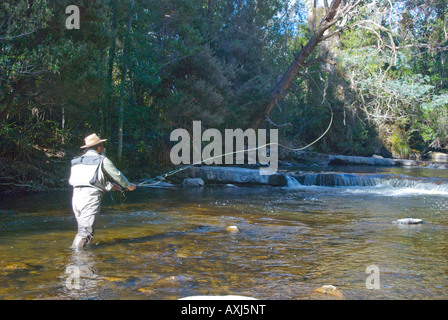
[0,166,448,299]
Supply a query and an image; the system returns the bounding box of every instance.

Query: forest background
[1,0,447,192]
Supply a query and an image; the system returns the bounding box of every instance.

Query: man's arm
[102,157,136,190]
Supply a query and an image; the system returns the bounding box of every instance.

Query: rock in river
[393,218,423,225]
[179,166,288,186]
[182,178,205,187]
[225,226,239,233]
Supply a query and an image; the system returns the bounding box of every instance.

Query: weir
[293,173,378,187]
[287,172,448,193]
[175,166,448,194]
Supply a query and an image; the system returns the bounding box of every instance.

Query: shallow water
[0,166,447,300]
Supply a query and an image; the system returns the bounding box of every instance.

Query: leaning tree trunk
[246,0,343,130]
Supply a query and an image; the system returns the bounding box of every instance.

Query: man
[68,133,136,249]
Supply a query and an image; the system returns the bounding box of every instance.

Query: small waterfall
[285,175,302,188]
[289,172,448,194]
[380,178,448,193]
[297,173,378,187]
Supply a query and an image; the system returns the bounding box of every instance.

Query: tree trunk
[61,107,65,145]
[246,0,343,130]
[105,0,118,138]
[0,78,25,121]
[117,0,134,163]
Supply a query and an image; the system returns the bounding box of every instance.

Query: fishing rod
[138,73,334,187]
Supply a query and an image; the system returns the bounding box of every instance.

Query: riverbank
[0,156,70,195]
[2,150,448,195]
[278,150,448,168]
[172,151,448,187]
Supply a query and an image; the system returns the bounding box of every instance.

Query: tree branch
[302,57,337,68]
[0,29,37,41]
[265,116,292,128]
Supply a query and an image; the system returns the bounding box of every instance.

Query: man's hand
[127,183,137,191]
[111,183,122,191]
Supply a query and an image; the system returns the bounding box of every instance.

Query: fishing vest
[69,152,109,192]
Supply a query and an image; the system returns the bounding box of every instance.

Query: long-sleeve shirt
[82,149,131,189]
[101,156,131,189]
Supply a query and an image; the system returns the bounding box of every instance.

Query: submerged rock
[138,287,155,295]
[0,262,31,275]
[393,218,423,225]
[103,276,126,282]
[313,285,344,299]
[152,275,191,288]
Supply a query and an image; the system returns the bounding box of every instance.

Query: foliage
[1,0,448,190]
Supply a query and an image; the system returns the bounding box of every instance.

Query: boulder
[280,150,423,167]
[329,155,397,166]
[329,154,422,166]
[180,166,288,186]
[428,152,448,162]
[182,178,205,187]
[225,226,239,233]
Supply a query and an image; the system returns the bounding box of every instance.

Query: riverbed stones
[151,275,192,289]
[103,276,126,282]
[313,285,344,299]
[0,262,31,275]
[138,275,193,296]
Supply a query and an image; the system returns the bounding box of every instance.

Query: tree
[335,0,448,155]
[246,0,351,130]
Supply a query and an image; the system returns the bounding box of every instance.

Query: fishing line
[138,72,334,187]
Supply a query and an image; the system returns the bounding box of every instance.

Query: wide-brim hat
[80,133,107,148]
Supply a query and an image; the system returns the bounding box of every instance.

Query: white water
[285,172,448,197]
[285,175,302,188]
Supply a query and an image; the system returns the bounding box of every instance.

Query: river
[0,165,447,300]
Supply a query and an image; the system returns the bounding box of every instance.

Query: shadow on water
[90,225,215,249]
